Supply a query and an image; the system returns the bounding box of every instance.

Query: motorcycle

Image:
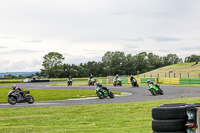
[131,79,139,87]
[7,89,34,105]
[113,78,122,86]
[148,84,164,96]
[67,79,73,86]
[88,78,95,86]
[95,86,114,99]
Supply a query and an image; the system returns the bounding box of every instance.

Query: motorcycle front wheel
[26,95,34,104]
[108,91,114,98]
[97,92,104,99]
[8,96,17,105]
[150,89,157,96]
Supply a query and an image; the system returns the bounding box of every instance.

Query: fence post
[180,73,181,79]
[150,74,152,78]
[188,73,189,78]
[165,73,166,77]
[199,73,200,78]
[174,73,175,78]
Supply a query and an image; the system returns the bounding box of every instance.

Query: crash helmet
[130,75,133,77]
[116,74,119,77]
[147,79,151,83]
[96,82,100,86]
[12,84,17,89]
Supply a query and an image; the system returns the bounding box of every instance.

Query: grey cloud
[0,46,7,48]
[178,46,200,51]
[83,49,107,52]
[11,49,41,54]
[122,44,138,49]
[158,49,172,53]
[0,59,42,72]
[0,36,10,39]
[121,38,144,42]
[63,53,70,57]
[0,49,41,55]
[150,36,183,42]
[23,40,42,43]
[109,12,128,16]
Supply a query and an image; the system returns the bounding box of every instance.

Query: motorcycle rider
[90,74,93,79]
[96,82,109,91]
[147,79,160,90]
[67,76,72,85]
[114,74,119,80]
[130,75,135,82]
[68,76,72,82]
[130,75,138,86]
[12,84,25,97]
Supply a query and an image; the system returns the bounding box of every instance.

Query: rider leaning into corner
[147,79,161,90]
[96,82,109,92]
[11,84,25,96]
[130,75,135,82]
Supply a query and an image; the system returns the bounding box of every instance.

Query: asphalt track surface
[0,82,200,108]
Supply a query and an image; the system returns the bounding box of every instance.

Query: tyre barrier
[151,103,200,133]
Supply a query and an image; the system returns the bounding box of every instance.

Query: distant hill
[140,62,200,78]
[0,72,39,77]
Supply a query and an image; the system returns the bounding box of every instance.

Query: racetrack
[1,82,200,108]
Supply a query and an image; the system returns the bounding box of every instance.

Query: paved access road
[0,82,200,108]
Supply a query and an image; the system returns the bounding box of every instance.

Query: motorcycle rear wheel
[26,95,34,104]
[159,89,164,95]
[8,96,17,105]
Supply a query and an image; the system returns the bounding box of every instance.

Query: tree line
[37,51,199,78]
[3,52,199,79]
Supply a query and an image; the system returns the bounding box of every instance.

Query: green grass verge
[0,87,121,103]
[0,97,200,133]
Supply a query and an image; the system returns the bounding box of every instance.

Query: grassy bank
[0,97,200,133]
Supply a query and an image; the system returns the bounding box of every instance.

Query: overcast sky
[0,0,200,72]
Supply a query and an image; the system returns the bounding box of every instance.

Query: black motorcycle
[67,79,73,86]
[7,89,34,105]
[131,79,139,87]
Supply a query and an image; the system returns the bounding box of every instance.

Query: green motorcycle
[148,84,164,96]
[95,86,114,99]
[113,78,122,86]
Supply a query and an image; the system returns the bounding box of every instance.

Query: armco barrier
[121,78,128,84]
[180,78,200,85]
[159,78,180,85]
[102,79,108,84]
[97,77,200,85]
[97,79,108,84]
[141,78,156,84]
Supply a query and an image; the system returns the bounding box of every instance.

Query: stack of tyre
[152,103,188,133]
